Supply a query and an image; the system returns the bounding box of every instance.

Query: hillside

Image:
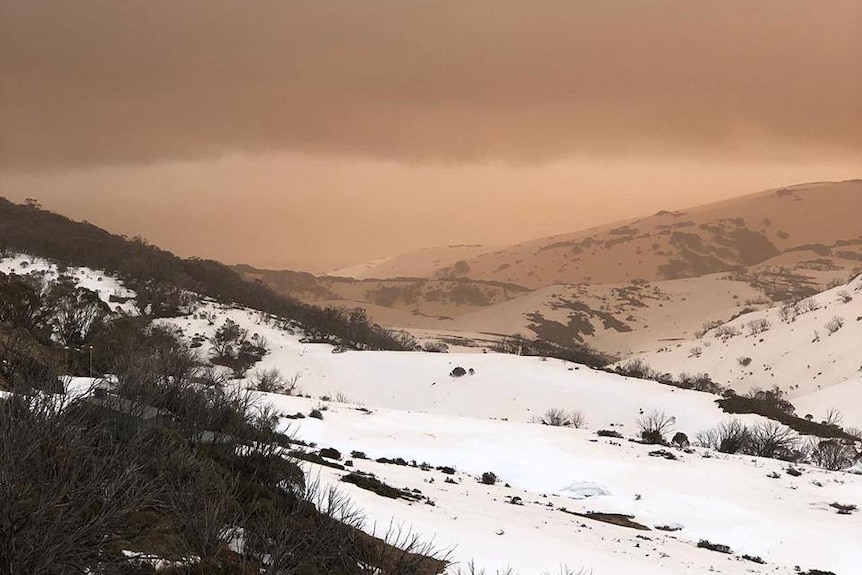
[0,198,416,352]
[235,264,530,320]
[2,252,860,574]
[346,180,862,289]
[627,273,862,429]
[242,181,861,358]
[328,244,501,280]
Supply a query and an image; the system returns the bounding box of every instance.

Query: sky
[1,1,860,271]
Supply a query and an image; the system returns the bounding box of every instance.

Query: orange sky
[1,1,860,271]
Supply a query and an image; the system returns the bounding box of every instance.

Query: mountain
[342,180,862,289]
[1,203,860,573]
[328,244,501,280]
[241,180,862,358]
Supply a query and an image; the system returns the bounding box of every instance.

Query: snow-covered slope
[0,253,137,314]
[265,395,862,575]
[153,299,861,575]
[161,303,767,435]
[630,274,862,420]
[5,253,858,574]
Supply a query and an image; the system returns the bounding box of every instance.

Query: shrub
[746,386,795,414]
[319,447,342,460]
[714,324,741,340]
[747,421,799,460]
[637,410,676,445]
[810,439,856,471]
[616,359,660,380]
[829,502,857,514]
[747,318,771,335]
[823,407,843,427]
[824,316,844,334]
[675,372,723,393]
[671,432,690,448]
[697,539,733,554]
[450,366,467,377]
[251,367,287,393]
[597,429,623,438]
[309,408,324,420]
[697,419,751,454]
[480,472,498,485]
[533,408,586,428]
[423,341,449,353]
[737,356,752,366]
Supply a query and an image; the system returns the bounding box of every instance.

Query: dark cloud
[2,0,860,170]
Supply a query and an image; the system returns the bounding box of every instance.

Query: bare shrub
[810,439,856,471]
[251,367,286,393]
[837,290,853,303]
[688,346,703,358]
[824,316,844,334]
[0,394,162,575]
[422,341,449,353]
[533,408,587,428]
[637,410,676,444]
[698,320,722,338]
[696,419,751,454]
[617,358,660,380]
[747,318,771,335]
[676,372,723,393]
[714,324,741,341]
[824,407,843,427]
[747,421,799,460]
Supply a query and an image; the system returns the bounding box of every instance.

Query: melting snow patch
[559,481,609,499]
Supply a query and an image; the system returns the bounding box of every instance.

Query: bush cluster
[0,288,444,573]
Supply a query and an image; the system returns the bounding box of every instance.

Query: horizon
[2,176,860,273]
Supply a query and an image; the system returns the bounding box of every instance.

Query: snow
[794,380,862,431]
[263,395,862,575]
[5,253,858,574]
[0,253,138,314]
[630,274,862,409]
[160,304,769,435]
[158,300,861,575]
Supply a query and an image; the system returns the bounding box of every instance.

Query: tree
[48,281,107,349]
[0,273,52,335]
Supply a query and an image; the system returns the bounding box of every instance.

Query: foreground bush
[0,322,445,575]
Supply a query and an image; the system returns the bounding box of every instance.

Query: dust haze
[1,1,860,269]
